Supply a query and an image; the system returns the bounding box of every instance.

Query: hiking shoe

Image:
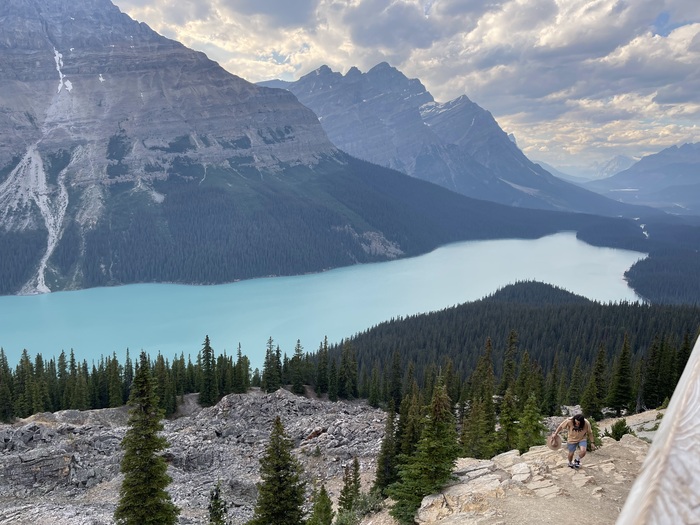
[568,463,575,468]
[574,459,581,469]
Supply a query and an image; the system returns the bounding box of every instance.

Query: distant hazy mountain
[539,155,636,181]
[533,161,589,185]
[260,64,651,217]
[586,143,700,215]
[1,0,640,295]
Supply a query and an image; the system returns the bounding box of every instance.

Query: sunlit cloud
[114,0,700,170]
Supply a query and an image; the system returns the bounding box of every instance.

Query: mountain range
[585,143,700,215]
[1,0,647,296]
[259,64,651,217]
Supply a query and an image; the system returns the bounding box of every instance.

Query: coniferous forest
[1,282,697,426]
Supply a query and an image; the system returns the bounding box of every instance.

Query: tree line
[2,282,698,424]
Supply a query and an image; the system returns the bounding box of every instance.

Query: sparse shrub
[604,418,634,441]
[588,419,603,450]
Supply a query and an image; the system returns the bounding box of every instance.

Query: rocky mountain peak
[263,63,648,217]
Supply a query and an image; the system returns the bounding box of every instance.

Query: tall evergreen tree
[247,416,306,525]
[108,353,124,408]
[496,387,519,453]
[389,378,459,525]
[541,354,560,416]
[307,484,334,525]
[607,334,634,416]
[115,351,179,525]
[462,339,497,459]
[315,337,329,395]
[338,340,358,399]
[566,356,584,405]
[516,392,546,454]
[328,359,338,402]
[0,348,13,422]
[199,335,219,407]
[261,338,282,393]
[641,336,662,409]
[368,364,381,408]
[580,371,602,420]
[498,330,519,396]
[592,344,609,403]
[290,340,305,396]
[338,457,361,512]
[388,351,403,410]
[373,405,398,496]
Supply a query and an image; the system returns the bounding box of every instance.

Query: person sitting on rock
[552,413,595,469]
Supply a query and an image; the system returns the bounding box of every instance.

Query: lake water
[0,232,645,369]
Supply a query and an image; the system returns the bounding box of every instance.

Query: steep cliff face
[261,64,653,217]
[0,0,404,293]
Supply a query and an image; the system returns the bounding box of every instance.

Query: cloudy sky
[115,0,700,174]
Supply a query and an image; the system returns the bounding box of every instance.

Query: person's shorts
[567,440,587,452]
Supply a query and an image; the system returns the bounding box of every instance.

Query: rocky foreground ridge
[0,389,657,525]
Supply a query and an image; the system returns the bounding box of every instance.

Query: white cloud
[113,0,700,167]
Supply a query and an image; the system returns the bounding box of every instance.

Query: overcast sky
[115,0,700,173]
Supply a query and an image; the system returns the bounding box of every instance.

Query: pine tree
[580,371,601,420]
[247,416,306,525]
[607,334,634,416]
[0,348,13,422]
[315,337,329,395]
[496,387,519,453]
[261,337,281,393]
[592,344,608,403]
[373,405,398,495]
[517,392,546,454]
[541,355,560,416]
[641,336,662,409]
[338,340,358,399]
[388,351,403,409]
[115,351,179,525]
[199,335,219,406]
[108,353,124,408]
[368,364,381,408]
[338,457,361,512]
[290,339,305,395]
[566,356,583,405]
[389,378,459,525]
[328,359,338,402]
[498,330,518,395]
[208,481,229,525]
[398,384,423,458]
[307,484,334,525]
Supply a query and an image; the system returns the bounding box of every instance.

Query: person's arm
[586,420,595,449]
[553,420,566,435]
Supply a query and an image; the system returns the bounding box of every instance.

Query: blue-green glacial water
[0,232,645,369]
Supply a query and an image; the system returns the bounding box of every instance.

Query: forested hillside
[334,281,699,384]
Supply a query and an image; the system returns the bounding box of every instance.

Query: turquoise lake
[0,232,646,369]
